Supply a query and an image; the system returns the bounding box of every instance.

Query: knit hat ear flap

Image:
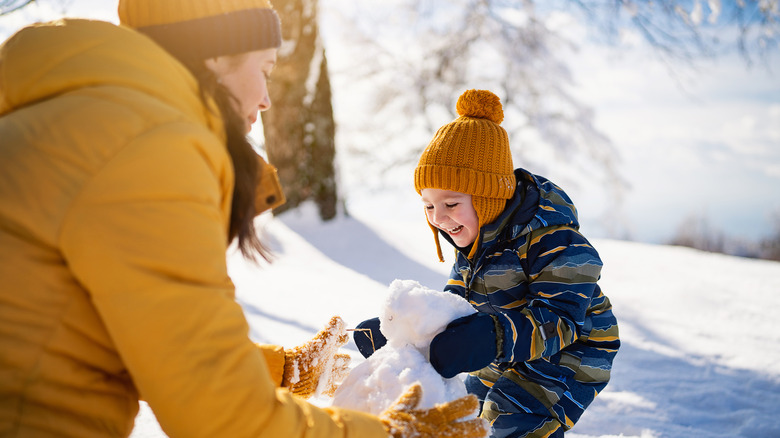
[467,196,506,259]
[426,218,446,263]
[473,196,505,229]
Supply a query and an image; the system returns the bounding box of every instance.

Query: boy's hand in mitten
[353,317,388,358]
[282,316,351,398]
[379,382,489,438]
[429,313,500,378]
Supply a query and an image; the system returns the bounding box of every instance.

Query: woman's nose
[258,93,271,112]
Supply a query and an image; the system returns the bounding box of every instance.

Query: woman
[0,1,487,437]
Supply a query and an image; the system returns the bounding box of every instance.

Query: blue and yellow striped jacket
[442,168,620,429]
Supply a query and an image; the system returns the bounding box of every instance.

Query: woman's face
[206,48,278,134]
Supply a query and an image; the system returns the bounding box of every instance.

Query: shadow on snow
[278,212,449,291]
[576,316,780,438]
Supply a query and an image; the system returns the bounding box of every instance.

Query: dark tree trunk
[261,0,338,220]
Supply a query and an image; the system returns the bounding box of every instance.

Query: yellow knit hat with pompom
[414,89,516,261]
[118,0,281,60]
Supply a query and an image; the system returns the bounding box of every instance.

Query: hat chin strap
[466,234,480,260]
[427,218,483,262]
[427,220,445,263]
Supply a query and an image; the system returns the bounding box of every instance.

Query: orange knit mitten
[379,383,489,438]
[282,316,351,399]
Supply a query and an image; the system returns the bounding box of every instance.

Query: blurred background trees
[260,0,338,220]
[760,212,780,261]
[321,0,778,224]
[669,210,780,261]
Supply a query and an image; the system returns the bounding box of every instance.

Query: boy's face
[421,189,480,249]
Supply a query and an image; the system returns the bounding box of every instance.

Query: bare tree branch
[0,0,36,16]
[324,0,777,238]
[564,0,779,66]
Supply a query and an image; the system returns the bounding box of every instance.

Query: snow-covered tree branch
[0,0,35,15]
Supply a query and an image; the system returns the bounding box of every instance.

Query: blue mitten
[429,313,498,379]
[353,317,387,358]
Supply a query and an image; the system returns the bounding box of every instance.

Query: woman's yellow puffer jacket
[0,19,385,438]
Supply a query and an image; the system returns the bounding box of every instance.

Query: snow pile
[332,279,476,415]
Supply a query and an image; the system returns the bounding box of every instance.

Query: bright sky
[564,28,780,243]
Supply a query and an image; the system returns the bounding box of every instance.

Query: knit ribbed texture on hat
[415,89,516,261]
[119,0,274,27]
[118,0,281,59]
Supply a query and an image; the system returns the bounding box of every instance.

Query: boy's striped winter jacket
[442,168,620,430]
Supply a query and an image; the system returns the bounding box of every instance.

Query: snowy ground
[131,201,780,438]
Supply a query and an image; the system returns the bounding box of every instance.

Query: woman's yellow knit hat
[415,89,516,262]
[118,0,281,60]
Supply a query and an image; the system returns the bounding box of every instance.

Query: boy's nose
[432,209,447,225]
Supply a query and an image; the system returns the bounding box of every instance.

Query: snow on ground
[131,201,780,438]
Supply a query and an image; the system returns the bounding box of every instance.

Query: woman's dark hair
[176,54,271,262]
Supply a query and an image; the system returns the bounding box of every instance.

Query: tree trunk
[261,0,338,220]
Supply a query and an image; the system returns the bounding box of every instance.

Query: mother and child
[0,0,488,437]
[0,0,618,436]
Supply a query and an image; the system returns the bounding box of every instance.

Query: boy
[356,89,620,437]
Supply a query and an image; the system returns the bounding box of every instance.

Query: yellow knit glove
[379,383,490,438]
[282,316,351,399]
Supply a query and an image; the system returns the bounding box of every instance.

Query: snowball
[332,279,476,414]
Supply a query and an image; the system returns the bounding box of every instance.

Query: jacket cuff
[322,406,389,438]
[494,312,536,363]
[256,343,286,386]
[489,314,504,360]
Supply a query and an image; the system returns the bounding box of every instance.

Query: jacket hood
[0,18,221,134]
[437,168,579,258]
[479,168,580,251]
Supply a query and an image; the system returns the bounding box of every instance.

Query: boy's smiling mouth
[447,225,464,235]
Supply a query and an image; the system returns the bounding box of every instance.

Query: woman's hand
[379,383,489,438]
[282,316,351,398]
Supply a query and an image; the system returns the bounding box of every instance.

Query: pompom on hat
[118,0,282,60]
[415,89,516,262]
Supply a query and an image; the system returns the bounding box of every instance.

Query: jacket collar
[449,168,580,263]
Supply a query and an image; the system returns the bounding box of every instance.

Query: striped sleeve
[444,263,468,299]
[496,226,602,363]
